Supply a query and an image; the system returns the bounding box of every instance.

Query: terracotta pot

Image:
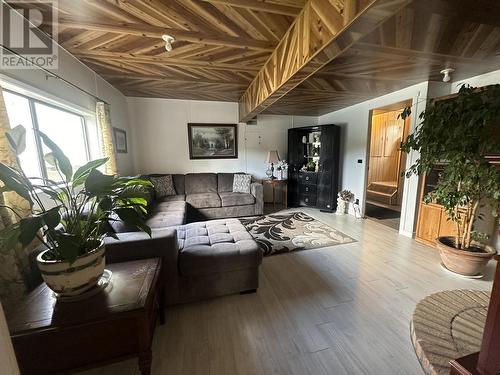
[435,236,496,276]
[37,242,105,296]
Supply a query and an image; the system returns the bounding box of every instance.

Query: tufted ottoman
[174,219,262,304]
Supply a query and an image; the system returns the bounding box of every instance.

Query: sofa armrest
[104,228,179,266]
[251,182,264,215]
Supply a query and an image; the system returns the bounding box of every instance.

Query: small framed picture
[113,128,127,153]
[187,123,238,159]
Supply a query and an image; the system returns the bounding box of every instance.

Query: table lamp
[266,150,280,179]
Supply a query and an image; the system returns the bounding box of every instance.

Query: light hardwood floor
[82,208,495,375]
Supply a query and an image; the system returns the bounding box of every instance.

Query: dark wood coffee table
[7,258,164,375]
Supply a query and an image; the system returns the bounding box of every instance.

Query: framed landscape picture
[188,123,238,159]
[113,128,127,153]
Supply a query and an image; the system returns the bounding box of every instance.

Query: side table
[262,179,288,209]
[7,258,164,375]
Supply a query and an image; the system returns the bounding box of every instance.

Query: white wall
[318,82,430,237]
[127,97,317,201]
[0,6,134,174]
[452,69,500,93]
[315,69,500,239]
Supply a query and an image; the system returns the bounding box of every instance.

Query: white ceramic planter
[336,198,348,215]
[37,242,105,297]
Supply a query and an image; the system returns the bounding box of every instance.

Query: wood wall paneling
[368,110,405,185]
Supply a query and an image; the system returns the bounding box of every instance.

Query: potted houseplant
[337,190,354,215]
[0,125,152,296]
[401,84,500,276]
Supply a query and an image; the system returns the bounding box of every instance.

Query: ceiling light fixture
[162,34,175,52]
[440,68,455,83]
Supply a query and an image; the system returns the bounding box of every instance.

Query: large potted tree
[401,84,500,276]
[0,125,152,296]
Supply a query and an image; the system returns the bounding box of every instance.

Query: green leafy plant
[401,84,500,250]
[0,125,152,263]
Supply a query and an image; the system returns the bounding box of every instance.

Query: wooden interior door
[370,113,385,157]
[368,110,406,185]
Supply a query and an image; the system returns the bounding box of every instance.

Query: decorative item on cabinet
[306,160,316,171]
[276,160,288,180]
[337,190,354,215]
[287,124,341,212]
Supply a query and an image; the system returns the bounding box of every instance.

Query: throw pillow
[233,174,252,194]
[150,175,176,199]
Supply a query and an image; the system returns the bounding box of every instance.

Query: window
[3,90,100,182]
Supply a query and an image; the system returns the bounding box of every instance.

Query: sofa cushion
[152,200,186,212]
[186,192,221,208]
[146,174,185,196]
[185,173,217,194]
[173,174,185,195]
[219,192,255,207]
[146,200,187,228]
[217,173,235,192]
[232,174,252,193]
[157,194,186,203]
[108,212,139,233]
[150,175,176,198]
[177,219,261,276]
[146,213,185,229]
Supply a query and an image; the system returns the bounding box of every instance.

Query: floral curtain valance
[96,102,118,175]
[0,86,33,302]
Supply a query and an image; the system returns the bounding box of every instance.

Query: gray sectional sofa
[146,172,263,225]
[105,172,264,305]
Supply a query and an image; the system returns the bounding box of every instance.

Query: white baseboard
[399,229,414,238]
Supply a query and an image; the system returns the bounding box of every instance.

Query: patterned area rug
[240,211,356,256]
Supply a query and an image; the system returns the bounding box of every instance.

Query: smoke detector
[440,68,455,82]
[162,34,175,52]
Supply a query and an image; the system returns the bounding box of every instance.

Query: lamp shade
[266,150,280,164]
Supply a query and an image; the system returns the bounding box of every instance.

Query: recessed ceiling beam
[237,0,413,122]
[202,0,302,16]
[73,50,260,73]
[56,18,275,52]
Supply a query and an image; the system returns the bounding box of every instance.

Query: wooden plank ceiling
[8,0,500,118]
[263,0,500,116]
[12,0,308,101]
[237,0,412,121]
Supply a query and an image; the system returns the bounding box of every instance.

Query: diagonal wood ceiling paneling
[6,0,500,117]
[263,0,500,116]
[6,0,308,102]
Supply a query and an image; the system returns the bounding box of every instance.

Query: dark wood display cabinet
[288,124,341,212]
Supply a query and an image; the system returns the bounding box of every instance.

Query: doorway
[365,101,412,230]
